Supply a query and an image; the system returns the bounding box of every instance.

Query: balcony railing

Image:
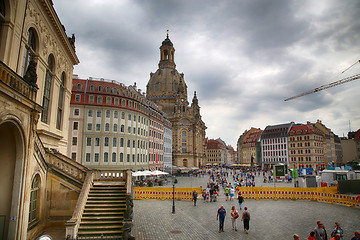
[0,61,38,101]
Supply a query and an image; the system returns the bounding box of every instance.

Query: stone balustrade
[65,171,94,238]
[93,169,128,182]
[47,150,87,183]
[0,61,38,101]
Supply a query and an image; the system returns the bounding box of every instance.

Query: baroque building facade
[146,34,206,168]
[0,0,82,239]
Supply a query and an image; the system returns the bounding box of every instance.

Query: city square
[132,174,360,240]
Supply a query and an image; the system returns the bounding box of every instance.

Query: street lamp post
[172,183,175,213]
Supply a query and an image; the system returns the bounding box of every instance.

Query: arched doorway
[0,121,24,239]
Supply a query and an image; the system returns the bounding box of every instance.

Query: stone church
[146,34,207,168]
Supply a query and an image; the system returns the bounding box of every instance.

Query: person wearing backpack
[241,207,251,234]
[192,190,198,206]
[238,193,244,210]
[230,206,239,231]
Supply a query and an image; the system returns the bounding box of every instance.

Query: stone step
[82,211,124,216]
[79,224,124,230]
[85,204,126,209]
[89,192,126,197]
[84,207,126,212]
[87,196,126,200]
[77,229,123,235]
[81,216,124,220]
[81,220,123,225]
[91,186,126,190]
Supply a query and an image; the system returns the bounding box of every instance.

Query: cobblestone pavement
[132,174,360,240]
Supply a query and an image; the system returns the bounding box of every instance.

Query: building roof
[261,122,294,139]
[288,124,323,136]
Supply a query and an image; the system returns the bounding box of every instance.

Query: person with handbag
[230,206,239,231]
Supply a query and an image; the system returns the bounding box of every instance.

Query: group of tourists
[293,221,360,240]
[216,204,250,234]
[292,221,360,240]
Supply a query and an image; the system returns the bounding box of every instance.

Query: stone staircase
[77,182,127,238]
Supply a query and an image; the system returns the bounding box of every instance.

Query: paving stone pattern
[132,174,360,240]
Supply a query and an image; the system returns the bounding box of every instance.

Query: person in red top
[308,231,316,240]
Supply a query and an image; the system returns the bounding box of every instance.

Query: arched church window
[182,131,187,142]
[29,174,40,223]
[56,72,65,129]
[41,54,55,123]
[21,28,37,77]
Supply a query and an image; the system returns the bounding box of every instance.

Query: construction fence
[133,186,359,207]
[133,187,202,200]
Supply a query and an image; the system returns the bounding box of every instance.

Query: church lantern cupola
[159,31,176,69]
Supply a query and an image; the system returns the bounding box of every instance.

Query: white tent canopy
[152,170,169,175]
[132,171,152,177]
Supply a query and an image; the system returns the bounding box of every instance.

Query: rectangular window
[88,110,93,117]
[74,109,80,116]
[97,96,102,104]
[120,153,123,162]
[95,138,100,146]
[97,110,101,117]
[86,137,91,146]
[103,152,108,162]
[106,97,112,105]
[120,138,124,147]
[71,152,76,161]
[89,95,94,103]
[75,94,81,102]
[73,122,79,130]
[72,137,77,146]
[127,140,130,147]
[112,152,116,162]
[113,138,117,147]
[127,154,130,162]
[104,137,109,146]
[95,153,99,162]
[121,112,125,119]
[87,123,92,131]
[96,124,101,131]
[114,98,119,105]
[85,153,90,162]
[114,111,118,118]
[106,110,110,118]
[113,124,118,132]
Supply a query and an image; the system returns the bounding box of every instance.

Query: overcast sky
[54,0,360,147]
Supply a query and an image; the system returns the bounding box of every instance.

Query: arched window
[173,82,177,91]
[56,72,65,129]
[21,28,37,77]
[182,131,187,142]
[41,54,55,123]
[182,131,187,153]
[29,174,40,223]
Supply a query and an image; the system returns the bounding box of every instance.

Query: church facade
[146,34,207,168]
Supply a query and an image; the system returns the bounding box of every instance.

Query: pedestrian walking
[229,186,235,201]
[314,221,326,240]
[330,234,341,240]
[216,205,226,233]
[237,193,244,210]
[225,185,229,201]
[192,190,198,206]
[331,222,343,239]
[241,207,250,234]
[308,231,316,240]
[230,206,239,231]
